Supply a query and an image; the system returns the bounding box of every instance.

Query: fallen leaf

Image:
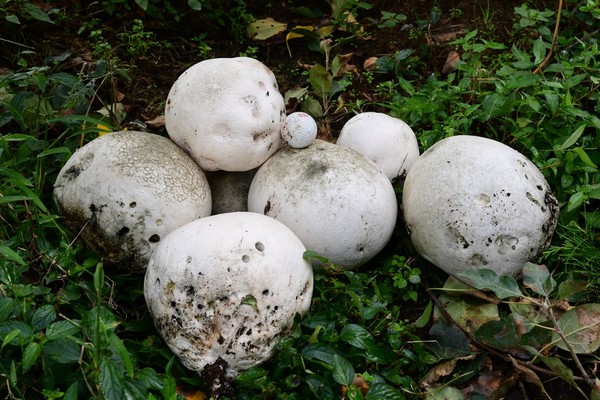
[442,51,461,74]
[422,359,458,386]
[247,18,287,41]
[554,303,600,354]
[433,29,466,43]
[363,57,378,70]
[145,115,165,128]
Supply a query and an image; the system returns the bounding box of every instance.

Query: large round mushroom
[247,139,398,269]
[54,131,212,272]
[144,212,313,377]
[336,112,420,181]
[402,135,559,278]
[165,57,285,172]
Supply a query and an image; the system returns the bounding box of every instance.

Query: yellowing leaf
[247,18,287,40]
[97,124,111,136]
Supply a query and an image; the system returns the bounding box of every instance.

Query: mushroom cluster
[54,56,559,384]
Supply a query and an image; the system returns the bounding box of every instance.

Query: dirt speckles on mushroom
[402,135,559,279]
[144,212,313,377]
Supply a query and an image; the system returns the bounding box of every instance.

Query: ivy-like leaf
[100,358,125,400]
[522,262,556,297]
[458,269,523,299]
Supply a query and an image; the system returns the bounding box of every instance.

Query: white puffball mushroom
[54,131,212,272]
[248,139,398,269]
[165,57,285,172]
[337,112,420,181]
[282,112,318,148]
[144,212,313,377]
[402,135,559,278]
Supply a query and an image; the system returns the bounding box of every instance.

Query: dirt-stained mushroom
[247,139,398,269]
[53,131,211,272]
[165,57,285,172]
[337,112,420,181]
[402,135,559,278]
[281,112,318,148]
[144,212,313,377]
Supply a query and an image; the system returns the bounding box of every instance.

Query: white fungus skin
[337,112,420,181]
[281,112,318,148]
[402,135,559,278]
[248,139,398,269]
[165,57,285,172]
[144,212,313,377]
[53,131,212,272]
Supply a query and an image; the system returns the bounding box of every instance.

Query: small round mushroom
[336,112,420,181]
[281,112,318,148]
[144,212,313,377]
[54,131,212,272]
[165,57,286,172]
[247,139,398,269]
[402,135,559,278]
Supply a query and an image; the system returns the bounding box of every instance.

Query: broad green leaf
[2,330,22,349]
[0,321,33,344]
[5,14,20,24]
[340,324,374,349]
[100,358,125,400]
[522,262,555,297]
[505,73,540,91]
[0,297,18,322]
[32,304,56,330]
[302,343,338,365]
[23,3,54,24]
[567,191,587,212]
[64,382,79,400]
[458,269,523,299]
[46,320,80,340]
[22,341,42,372]
[308,64,333,101]
[475,319,521,350]
[43,338,81,364]
[415,301,433,328]
[553,303,600,354]
[428,318,471,359]
[331,353,354,386]
[247,18,287,40]
[108,332,134,378]
[366,381,406,399]
[558,124,586,151]
[187,0,202,10]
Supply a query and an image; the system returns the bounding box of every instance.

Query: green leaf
[538,355,576,386]
[415,301,433,328]
[45,320,81,340]
[308,64,333,101]
[43,338,81,364]
[64,382,79,400]
[558,124,586,151]
[94,262,104,293]
[2,330,22,349]
[331,353,354,386]
[532,39,547,64]
[428,318,471,359]
[366,382,406,399]
[134,0,149,11]
[573,147,598,168]
[340,324,374,349]
[0,244,27,265]
[553,304,600,354]
[425,385,465,400]
[100,358,125,400]
[6,14,20,24]
[522,262,555,297]
[302,343,337,365]
[187,0,202,10]
[458,269,523,299]
[0,297,18,322]
[23,3,54,24]
[108,332,134,378]
[22,341,42,372]
[32,304,56,330]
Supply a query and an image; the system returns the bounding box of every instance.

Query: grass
[0,0,599,399]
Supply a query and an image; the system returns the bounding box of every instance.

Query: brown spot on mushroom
[149,234,160,243]
[255,242,265,251]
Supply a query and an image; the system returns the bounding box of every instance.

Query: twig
[533,0,563,74]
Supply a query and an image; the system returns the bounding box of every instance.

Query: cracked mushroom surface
[53,130,211,272]
[402,135,559,278]
[165,57,285,172]
[144,212,313,377]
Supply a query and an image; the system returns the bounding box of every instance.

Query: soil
[0,0,581,398]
